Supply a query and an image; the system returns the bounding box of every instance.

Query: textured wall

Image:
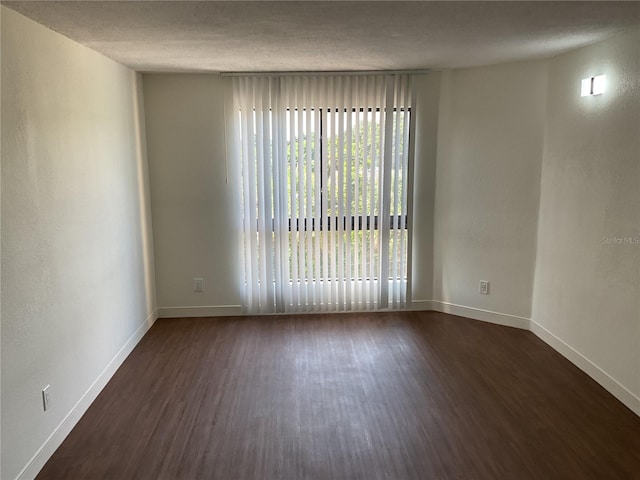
[143,74,442,315]
[143,75,242,315]
[432,61,547,319]
[532,31,640,404]
[1,7,156,479]
[411,73,441,304]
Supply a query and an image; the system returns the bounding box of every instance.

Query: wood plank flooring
[36,311,640,479]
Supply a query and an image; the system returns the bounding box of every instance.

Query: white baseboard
[16,309,158,480]
[530,319,640,417]
[161,303,436,317]
[429,300,531,330]
[157,305,242,318]
[408,299,436,311]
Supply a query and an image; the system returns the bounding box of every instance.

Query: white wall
[432,61,547,322]
[143,75,242,317]
[143,74,441,315]
[411,73,441,305]
[1,7,156,480]
[531,31,640,412]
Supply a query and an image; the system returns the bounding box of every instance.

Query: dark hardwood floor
[37,311,640,480]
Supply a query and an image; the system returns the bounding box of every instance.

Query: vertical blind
[232,74,415,313]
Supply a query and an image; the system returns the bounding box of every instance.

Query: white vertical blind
[232,74,414,313]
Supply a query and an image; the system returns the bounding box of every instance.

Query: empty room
[2,1,639,479]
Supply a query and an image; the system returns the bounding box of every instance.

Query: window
[232,75,415,313]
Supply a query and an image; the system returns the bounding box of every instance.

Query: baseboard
[408,299,436,311]
[160,303,435,317]
[156,302,528,330]
[426,301,639,417]
[16,308,158,480]
[429,300,530,330]
[157,305,243,318]
[530,319,640,417]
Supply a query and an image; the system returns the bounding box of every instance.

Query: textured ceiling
[4,1,640,73]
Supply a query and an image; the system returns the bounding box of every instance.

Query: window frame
[271,105,411,234]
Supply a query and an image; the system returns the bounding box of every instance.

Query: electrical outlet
[42,385,51,411]
[479,280,490,295]
[194,277,204,292]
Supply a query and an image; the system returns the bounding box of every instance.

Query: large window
[233,75,415,313]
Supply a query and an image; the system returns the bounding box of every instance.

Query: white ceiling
[4,1,640,73]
